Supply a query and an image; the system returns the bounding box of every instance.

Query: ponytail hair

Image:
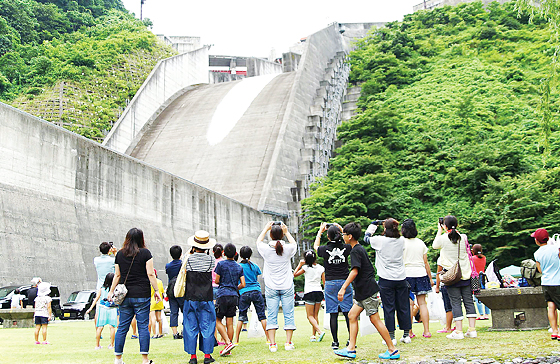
[383,218,400,238]
[304,250,316,267]
[274,241,284,256]
[471,244,483,257]
[213,244,223,259]
[240,246,252,264]
[327,225,343,245]
[444,215,460,244]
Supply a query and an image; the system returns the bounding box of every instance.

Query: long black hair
[444,215,460,244]
[122,228,145,257]
[102,273,114,289]
[304,250,317,267]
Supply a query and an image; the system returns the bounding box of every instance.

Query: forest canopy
[302,1,560,268]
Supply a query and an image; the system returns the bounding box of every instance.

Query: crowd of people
[22,215,560,363]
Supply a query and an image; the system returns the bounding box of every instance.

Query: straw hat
[187,230,216,250]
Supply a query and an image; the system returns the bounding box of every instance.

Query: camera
[438,217,444,225]
[272,221,283,226]
[372,220,386,226]
[109,242,114,246]
[325,223,332,228]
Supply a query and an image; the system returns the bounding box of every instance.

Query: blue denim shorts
[324,280,353,314]
[406,275,432,295]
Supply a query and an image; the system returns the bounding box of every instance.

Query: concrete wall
[208,72,245,84]
[246,58,283,77]
[157,35,202,53]
[257,23,349,215]
[103,46,210,154]
[0,103,272,297]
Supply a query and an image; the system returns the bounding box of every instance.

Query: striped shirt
[186,253,215,301]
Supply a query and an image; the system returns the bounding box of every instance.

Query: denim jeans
[114,297,151,355]
[473,295,490,315]
[168,296,184,327]
[265,284,296,331]
[183,300,216,355]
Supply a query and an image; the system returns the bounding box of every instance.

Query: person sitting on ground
[471,244,490,320]
[11,288,26,309]
[433,215,477,340]
[402,218,433,338]
[27,277,42,308]
[214,243,245,356]
[256,221,298,353]
[183,230,217,364]
[294,250,326,343]
[166,245,185,340]
[233,246,269,345]
[365,218,412,345]
[532,228,560,340]
[34,282,52,345]
[149,269,165,339]
[334,222,399,360]
[314,223,353,350]
[86,273,119,349]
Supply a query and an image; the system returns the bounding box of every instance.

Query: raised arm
[293,260,305,277]
[314,223,328,250]
[282,223,297,245]
[257,222,274,243]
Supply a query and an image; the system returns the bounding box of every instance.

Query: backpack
[166,276,177,299]
[520,259,541,287]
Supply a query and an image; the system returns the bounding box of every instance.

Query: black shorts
[543,286,560,308]
[303,291,324,305]
[216,295,238,319]
[35,316,48,325]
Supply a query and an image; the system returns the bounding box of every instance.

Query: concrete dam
[0,22,380,295]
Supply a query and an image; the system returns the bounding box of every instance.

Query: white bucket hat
[37,282,51,297]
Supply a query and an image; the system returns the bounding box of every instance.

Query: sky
[121,0,421,58]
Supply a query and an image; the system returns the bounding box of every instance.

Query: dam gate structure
[0,22,382,294]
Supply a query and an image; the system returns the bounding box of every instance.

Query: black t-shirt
[317,242,352,281]
[115,248,153,298]
[350,244,379,301]
[27,287,38,308]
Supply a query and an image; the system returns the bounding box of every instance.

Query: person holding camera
[95,242,116,290]
[314,222,353,350]
[433,215,477,340]
[365,218,412,345]
[256,221,297,352]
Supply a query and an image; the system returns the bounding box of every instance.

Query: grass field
[2,307,558,364]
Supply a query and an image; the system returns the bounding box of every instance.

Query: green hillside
[0,0,175,141]
[302,1,560,266]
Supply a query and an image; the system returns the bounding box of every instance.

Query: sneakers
[173,333,183,340]
[131,335,138,339]
[331,341,339,350]
[400,336,412,344]
[334,348,357,359]
[465,330,477,338]
[35,341,41,345]
[204,356,215,364]
[284,342,295,350]
[95,346,102,350]
[107,345,114,349]
[220,342,235,356]
[309,335,316,342]
[269,343,278,352]
[379,349,400,360]
[382,338,397,346]
[446,330,464,340]
[317,332,326,342]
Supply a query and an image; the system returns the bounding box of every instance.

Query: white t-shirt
[34,296,52,318]
[10,294,25,308]
[302,264,324,293]
[367,235,407,281]
[433,233,471,280]
[403,238,429,278]
[257,240,297,290]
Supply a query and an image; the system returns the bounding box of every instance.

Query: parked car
[0,284,62,321]
[61,290,97,320]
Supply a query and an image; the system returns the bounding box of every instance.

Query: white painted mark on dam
[207,73,278,145]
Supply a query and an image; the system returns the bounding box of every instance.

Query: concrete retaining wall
[0,103,271,297]
[246,58,283,77]
[257,23,349,214]
[103,46,210,154]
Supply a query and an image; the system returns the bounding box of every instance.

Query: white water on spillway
[207,73,279,145]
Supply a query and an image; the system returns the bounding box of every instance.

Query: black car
[0,284,63,320]
[61,290,97,320]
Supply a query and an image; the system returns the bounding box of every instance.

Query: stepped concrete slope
[0,102,270,295]
[124,22,381,217]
